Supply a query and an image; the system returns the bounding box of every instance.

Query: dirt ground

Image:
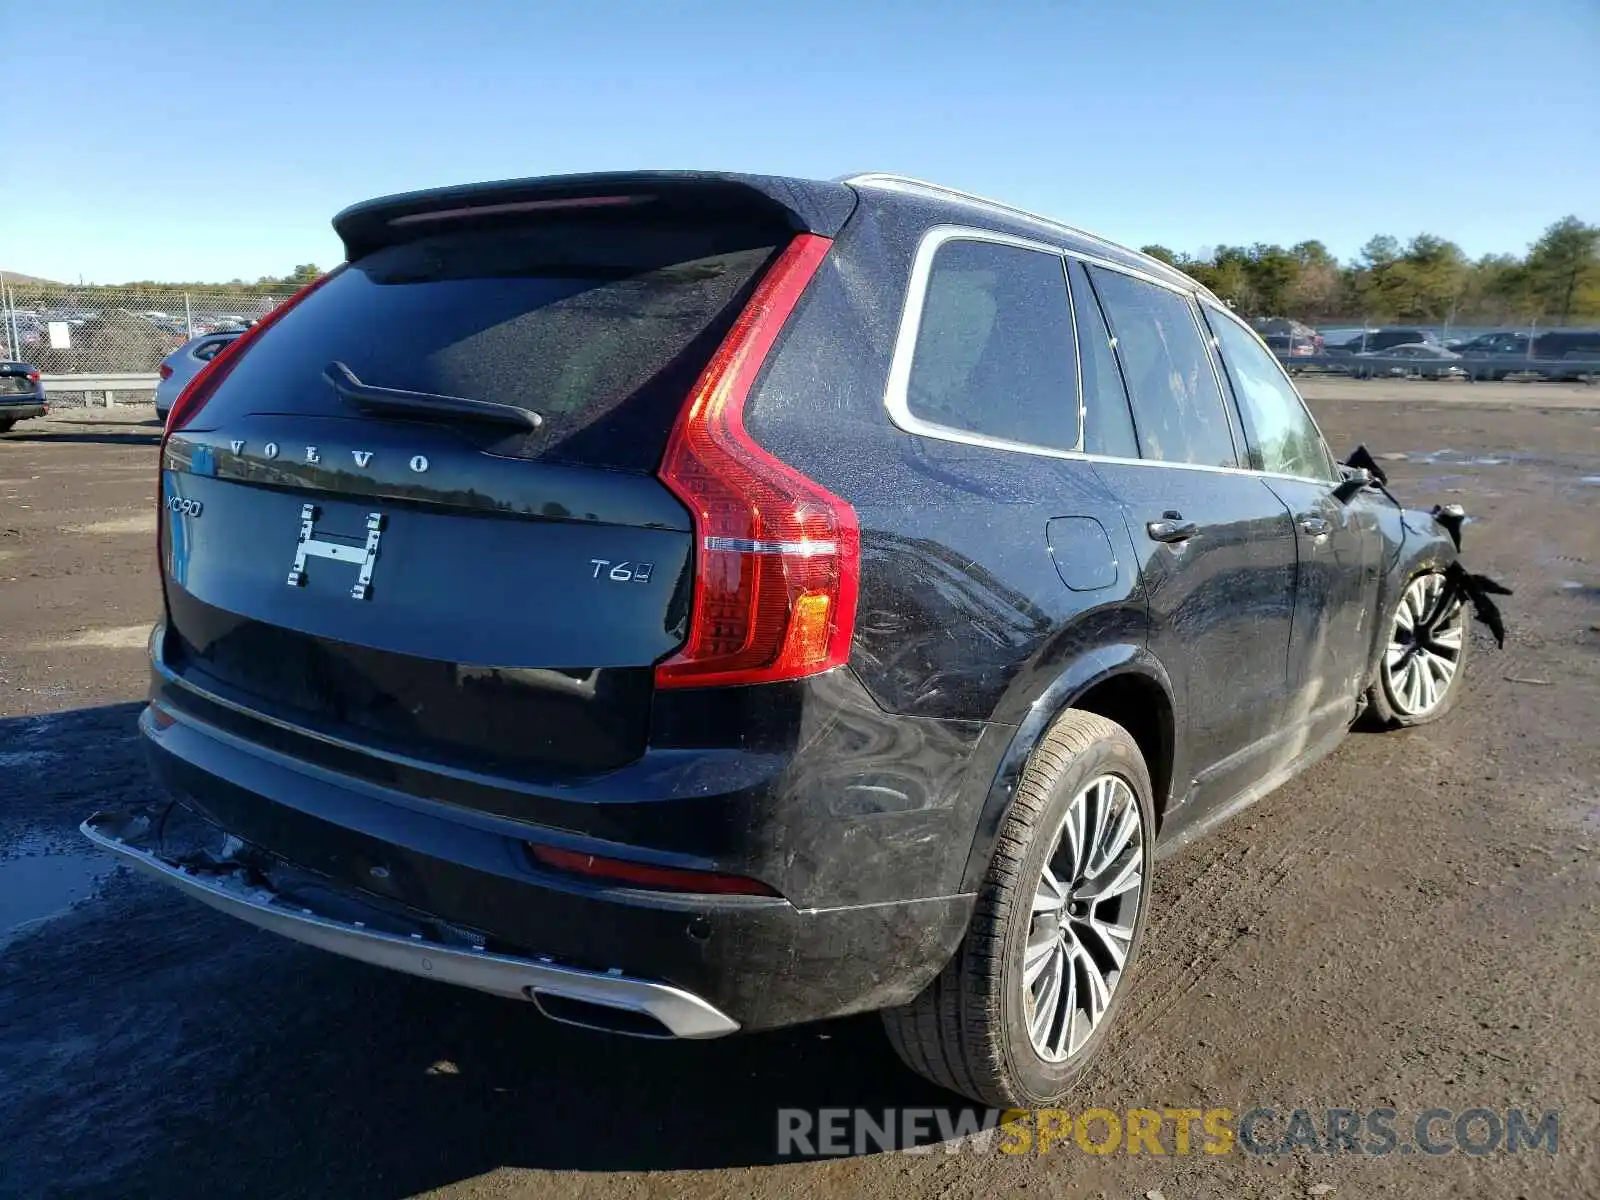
[2,381,1597,1199]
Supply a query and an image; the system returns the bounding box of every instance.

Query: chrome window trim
[1199,299,1340,483]
[881,224,1340,490]
[1186,293,1248,468]
[845,173,1204,296]
[884,225,1086,458]
[1076,259,1245,471]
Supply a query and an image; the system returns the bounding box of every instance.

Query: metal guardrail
[1277,353,1600,380]
[39,373,159,406]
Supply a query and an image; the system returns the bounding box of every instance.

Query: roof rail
[841,173,1202,292]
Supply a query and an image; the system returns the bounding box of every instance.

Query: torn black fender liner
[1343,446,1513,647]
[1430,503,1513,647]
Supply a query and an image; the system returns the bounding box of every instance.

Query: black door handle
[1147,519,1199,543]
[1298,515,1331,537]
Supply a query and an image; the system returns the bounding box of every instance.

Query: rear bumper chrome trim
[80,812,740,1040]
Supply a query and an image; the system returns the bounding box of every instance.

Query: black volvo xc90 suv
[85,171,1475,1106]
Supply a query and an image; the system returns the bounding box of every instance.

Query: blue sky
[8,0,1598,283]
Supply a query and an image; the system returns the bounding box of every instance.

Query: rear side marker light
[158,364,173,380]
[527,843,779,897]
[655,233,860,690]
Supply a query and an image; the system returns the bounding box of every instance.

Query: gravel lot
[2,381,1597,1199]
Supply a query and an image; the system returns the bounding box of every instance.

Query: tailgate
[157,190,812,776]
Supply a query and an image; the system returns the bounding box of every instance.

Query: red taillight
[654,233,858,690]
[161,269,341,444]
[527,843,780,897]
[158,363,173,381]
[26,370,40,383]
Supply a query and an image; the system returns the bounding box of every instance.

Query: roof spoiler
[333,171,859,261]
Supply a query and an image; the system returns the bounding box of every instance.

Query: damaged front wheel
[1368,570,1470,727]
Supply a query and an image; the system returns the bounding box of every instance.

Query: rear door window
[903,237,1079,451]
[1087,266,1238,468]
[1067,262,1139,459]
[190,220,782,472]
[1205,305,1334,480]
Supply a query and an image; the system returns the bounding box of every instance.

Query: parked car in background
[1329,328,1438,355]
[154,330,244,421]
[1448,331,1533,379]
[0,361,47,432]
[1532,330,1600,380]
[89,169,1476,1109]
[1451,332,1531,356]
[1251,317,1322,358]
[1350,343,1467,379]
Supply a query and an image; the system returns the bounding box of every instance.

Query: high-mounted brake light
[389,194,651,226]
[654,233,859,690]
[161,268,341,444]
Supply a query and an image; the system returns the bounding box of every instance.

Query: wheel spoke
[1080,942,1113,1026]
[1419,660,1436,704]
[1084,779,1112,880]
[1076,852,1142,903]
[1406,659,1426,711]
[1426,650,1455,691]
[1090,792,1139,877]
[1430,625,1464,652]
[1032,865,1066,914]
[1029,944,1064,1046]
[1404,591,1424,627]
[1023,931,1057,987]
[1080,916,1135,970]
[1417,577,1442,624]
[1064,791,1087,884]
[1050,941,1078,1058]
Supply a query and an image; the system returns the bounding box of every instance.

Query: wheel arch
[957,645,1179,894]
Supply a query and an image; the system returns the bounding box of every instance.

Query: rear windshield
[193,218,781,471]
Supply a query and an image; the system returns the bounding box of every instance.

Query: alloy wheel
[1022,774,1145,1063]
[1385,572,1465,717]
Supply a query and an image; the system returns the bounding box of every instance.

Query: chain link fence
[0,280,291,376]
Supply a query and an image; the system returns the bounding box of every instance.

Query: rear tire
[881,710,1155,1106]
[0,418,15,433]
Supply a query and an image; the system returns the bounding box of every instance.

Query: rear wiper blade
[323,361,543,431]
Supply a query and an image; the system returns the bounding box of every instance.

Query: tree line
[1141,216,1599,326]
[6,264,326,308]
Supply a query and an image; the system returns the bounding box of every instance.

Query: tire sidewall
[994,728,1156,1105]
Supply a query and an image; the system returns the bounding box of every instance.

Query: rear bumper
[0,401,47,421]
[82,810,738,1038]
[121,697,976,1032]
